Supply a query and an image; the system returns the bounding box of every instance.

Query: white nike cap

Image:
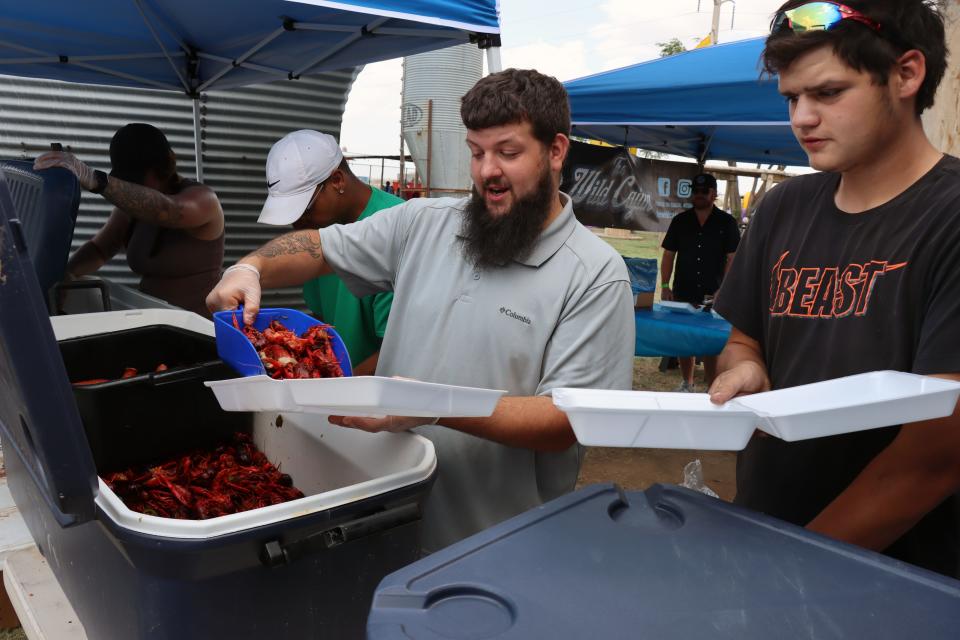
[258,130,344,226]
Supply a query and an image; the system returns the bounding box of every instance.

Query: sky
[340,0,790,158]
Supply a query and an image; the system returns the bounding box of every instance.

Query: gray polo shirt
[319,193,634,551]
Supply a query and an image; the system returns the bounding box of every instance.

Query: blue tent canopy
[564,38,807,166]
[0,0,500,94]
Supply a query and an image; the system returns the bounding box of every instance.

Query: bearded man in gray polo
[207,68,635,552]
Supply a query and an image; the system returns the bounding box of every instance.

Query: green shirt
[302,187,404,367]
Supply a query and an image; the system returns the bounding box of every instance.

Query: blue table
[635,307,732,357]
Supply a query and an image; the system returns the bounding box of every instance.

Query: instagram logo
[677,179,693,198]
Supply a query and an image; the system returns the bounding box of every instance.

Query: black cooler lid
[0,173,97,525]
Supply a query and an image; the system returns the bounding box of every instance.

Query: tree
[656,37,686,57]
[923,1,959,155]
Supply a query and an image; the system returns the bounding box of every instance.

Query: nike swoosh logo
[267,180,279,188]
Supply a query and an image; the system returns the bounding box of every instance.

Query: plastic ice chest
[368,483,960,639]
[213,307,353,377]
[0,159,81,296]
[0,174,436,639]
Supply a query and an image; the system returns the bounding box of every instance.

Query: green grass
[598,232,662,260]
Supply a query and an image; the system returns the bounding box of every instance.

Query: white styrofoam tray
[552,371,960,451]
[205,375,506,418]
[551,388,757,450]
[733,371,960,441]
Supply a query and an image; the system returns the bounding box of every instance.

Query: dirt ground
[575,356,737,502]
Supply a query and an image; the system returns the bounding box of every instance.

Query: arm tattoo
[254,231,323,260]
[104,177,185,225]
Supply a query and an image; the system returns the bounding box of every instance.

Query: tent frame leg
[192,97,203,182]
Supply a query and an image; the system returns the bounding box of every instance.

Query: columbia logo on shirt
[499,307,531,325]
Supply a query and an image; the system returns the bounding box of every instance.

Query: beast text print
[769,251,907,319]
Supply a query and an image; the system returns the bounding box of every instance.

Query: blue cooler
[368,483,960,639]
[0,173,437,639]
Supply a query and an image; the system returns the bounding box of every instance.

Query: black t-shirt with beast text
[715,155,960,578]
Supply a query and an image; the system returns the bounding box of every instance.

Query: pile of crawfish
[102,432,304,520]
[239,317,344,380]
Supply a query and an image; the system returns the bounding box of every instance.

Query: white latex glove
[34,151,96,191]
[205,263,262,325]
[328,415,439,433]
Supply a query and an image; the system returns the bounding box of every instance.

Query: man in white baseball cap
[259,129,343,225]
[257,129,404,374]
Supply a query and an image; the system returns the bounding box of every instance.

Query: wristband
[90,169,109,194]
[661,282,671,288]
[224,263,261,279]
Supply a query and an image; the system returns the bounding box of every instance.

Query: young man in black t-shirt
[711,0,960,578]
[661,172,740,390]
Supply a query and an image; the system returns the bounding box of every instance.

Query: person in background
[34,123,224,317]
[207,68,634,553]
[384,180,394,194]
[256,130,401,374]
[710,0,960,578]
[660,172,740,390]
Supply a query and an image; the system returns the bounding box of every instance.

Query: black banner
[561,140,702,232]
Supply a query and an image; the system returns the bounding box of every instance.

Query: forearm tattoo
[104,178,184,225]
[253,231,323,260]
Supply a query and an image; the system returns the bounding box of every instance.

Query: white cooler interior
[96,412,436,539]
[50,310,436,541]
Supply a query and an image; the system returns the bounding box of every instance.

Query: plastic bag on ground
[680,459,719,498]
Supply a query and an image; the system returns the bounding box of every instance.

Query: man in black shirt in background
[660,173,740,390]
[710,0,960,578]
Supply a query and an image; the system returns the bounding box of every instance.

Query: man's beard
[460,168,554,269]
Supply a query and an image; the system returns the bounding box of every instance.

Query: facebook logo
[657,178,671,197]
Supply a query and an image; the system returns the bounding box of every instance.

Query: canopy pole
[486,47,502,73]
[472,33,503,74]
[193,97,204,182]
[697,130,717,168]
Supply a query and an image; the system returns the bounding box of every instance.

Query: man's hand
[661,286,673,302]
[206,263,262,325]
[34,151,96,191]
[708,360,770,404]
[328,415,437,433]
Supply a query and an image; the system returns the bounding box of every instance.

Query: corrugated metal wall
[0,69,359,309]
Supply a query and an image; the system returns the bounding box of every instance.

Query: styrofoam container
[552,371,960,451]
[94,411,436,539]
[733,371,960,441]
[655,301,699,314]
[551,388,757,450]
[206,375,506,418]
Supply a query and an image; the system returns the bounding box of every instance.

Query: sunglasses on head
[773,2,881,34]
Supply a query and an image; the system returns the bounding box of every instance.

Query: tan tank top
[124,178,224,317]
